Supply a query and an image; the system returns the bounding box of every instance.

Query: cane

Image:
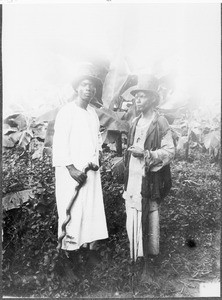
[49,162,99,272]
[57,162,99,251]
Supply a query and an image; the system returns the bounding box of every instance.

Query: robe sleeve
[98,131,103,151]
[52,105,73,167]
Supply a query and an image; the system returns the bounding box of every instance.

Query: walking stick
[50,162,99,272]
[131,218,135,295]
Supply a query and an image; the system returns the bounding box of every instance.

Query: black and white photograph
[2,0,221,298]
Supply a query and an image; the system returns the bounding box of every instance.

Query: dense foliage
[2,141,220,297]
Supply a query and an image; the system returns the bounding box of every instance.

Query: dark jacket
[124,111,172,204]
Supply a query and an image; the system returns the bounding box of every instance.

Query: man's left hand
[128,146,144,158]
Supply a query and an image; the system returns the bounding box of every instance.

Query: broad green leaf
[43,147,52,156]
[95,107,129,132]
[176,136,188,151]
[190,141,198,149]
[209,146,220,158]
[158,106,187,124]
[32,143,44,160]
[170,124,183,136]
[104,130,120,144]
[4,113,20,127]
[3,124,18,135]
[120,104,137,123]
[14,114,28,130]
[44,120,55,148]
[2,189,33,211]
[18,129,33,149]
[102,57,130,109]
[189,130,199,143]
[4,114,27,130]
[191,127,201,136]
[111,157,125,183]
[112,156,124,165]
[107,143,117,151]
[3,135,15,148]
[170,127,180,146]
[203,131,220,150]
[33,124,47,141]
[10,131,23,144]
[119,75,138,101]
[101,129,108,144]
[121,85,137,102]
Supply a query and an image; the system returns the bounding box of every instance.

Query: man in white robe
[53,64,108,265]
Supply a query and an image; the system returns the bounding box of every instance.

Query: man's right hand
[66,165,87,185]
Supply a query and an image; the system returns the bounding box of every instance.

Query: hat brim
[72,75,103,91]
[130,89,160,106]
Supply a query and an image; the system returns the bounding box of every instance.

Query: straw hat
[71,62,103,91]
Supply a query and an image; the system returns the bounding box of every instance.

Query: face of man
[134,91,156,114]
[76,78,96,103]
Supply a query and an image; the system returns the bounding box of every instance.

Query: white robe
[53,101,108,251]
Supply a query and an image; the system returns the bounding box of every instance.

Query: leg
[147,209,160,255]
[89,240,98,250]
[54,249,80,282]
[141,255,156,283]
[85,241,101,268]
[141,209,160,283]
[67,249,82,266]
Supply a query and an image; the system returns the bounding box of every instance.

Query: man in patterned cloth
[53,63,108,271]
[123,74,175,281]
